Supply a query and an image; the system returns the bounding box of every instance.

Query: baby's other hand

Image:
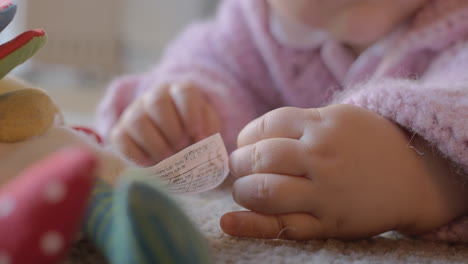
[110,83,221,166]
[221,104,468,240]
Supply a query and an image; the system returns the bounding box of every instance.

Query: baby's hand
[110,83,221,166]
[221,104,468,240]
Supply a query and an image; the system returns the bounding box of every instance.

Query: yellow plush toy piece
[0,77,60,142]
[0,77,126,186]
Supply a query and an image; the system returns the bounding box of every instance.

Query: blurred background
[4,0,219,126]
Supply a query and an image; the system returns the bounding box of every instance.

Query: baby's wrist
[405,132,468,231]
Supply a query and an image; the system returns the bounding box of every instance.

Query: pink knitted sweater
[96,0,468,242]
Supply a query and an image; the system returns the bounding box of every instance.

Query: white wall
[0,0,26,44]
[0,0,218,124]
[122,0,218,73]
[5,0,218,74]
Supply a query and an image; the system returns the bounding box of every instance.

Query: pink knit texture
[96,0,468,242]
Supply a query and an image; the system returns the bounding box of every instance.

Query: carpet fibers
[64,186,468,264]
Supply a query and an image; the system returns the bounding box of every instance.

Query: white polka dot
[44,182,66,203]
[0,197,14,218]
[40,231,64,256]
[0,252,11,264]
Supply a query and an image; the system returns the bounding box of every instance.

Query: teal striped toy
[83,172,212,264]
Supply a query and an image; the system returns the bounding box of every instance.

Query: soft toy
[0,1,211,263]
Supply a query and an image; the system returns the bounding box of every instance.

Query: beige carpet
[64,184,468,264]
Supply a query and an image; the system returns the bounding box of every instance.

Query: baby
[97,0,468,242]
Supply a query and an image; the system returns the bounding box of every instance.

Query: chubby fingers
[237,107,321,147]
[220,211,324,240]
[110,83,222,166]
[143,85,189,151]
[202,100,222,138]
[111,99,172,165]
[170,83,213,141]
[230,138,309,177]
[110,128,151,165]
[140,82,220,156]
[232,173,318,214]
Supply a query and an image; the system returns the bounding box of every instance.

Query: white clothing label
[134,133,229,194]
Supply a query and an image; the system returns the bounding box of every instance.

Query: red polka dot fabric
[0,147,97,264]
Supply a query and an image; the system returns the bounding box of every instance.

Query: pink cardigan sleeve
[96,0,280,151]
[338,41,468,243]
[340,43,468,175]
